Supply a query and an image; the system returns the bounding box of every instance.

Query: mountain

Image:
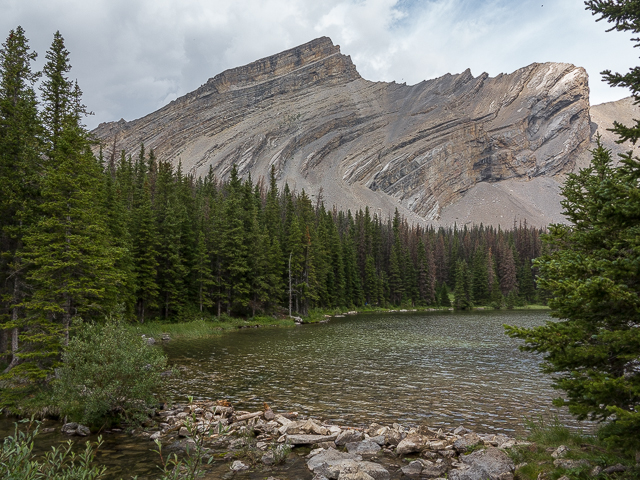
[93,36,628,227]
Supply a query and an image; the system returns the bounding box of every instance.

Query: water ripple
[162,310,576,434]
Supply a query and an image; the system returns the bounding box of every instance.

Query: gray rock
[453,433,482,454]
[384,429,402,446]
[288,434,338,445]
[261,451,275,465]
[449,447,514,480]
[553,458,590,469]
[368,435,385,446]
[336,430,364,446]
[454,426,472,435]
[150,431,161,441]
[401,460,424,476]
[61,423,79,435]
[313,475,331,480]
[230,460,249,471]
[146,337,156,345]
[76,424,90,436]
[396,434,426,455]
[602,464,627,474]
[178,426,189,437]
[551,445,569,459]
[355,461,390,480]
[346,441,381,455]
[338,463,376,480]
[264,409,275,421]
[308,450,363,479]
[590,466,603,476]
[302,419,329,435]
[421,463,447,478]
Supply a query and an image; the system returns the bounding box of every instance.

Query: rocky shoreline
[62,399,528,479]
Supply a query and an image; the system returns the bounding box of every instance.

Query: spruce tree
[132,181,159,322]
[0,27,41,373]
[23,33,122,361]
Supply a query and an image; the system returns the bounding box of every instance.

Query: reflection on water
[163,309,568,434]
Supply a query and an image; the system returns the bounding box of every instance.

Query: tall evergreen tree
[0,27,41,372]
[24,33,122,354]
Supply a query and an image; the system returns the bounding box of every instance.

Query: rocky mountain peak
[93,38,599,227]
[206,37,360,94]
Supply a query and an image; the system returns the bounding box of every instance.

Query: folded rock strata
[93,37,593,225]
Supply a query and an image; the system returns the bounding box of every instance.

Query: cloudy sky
[2,0,637,130]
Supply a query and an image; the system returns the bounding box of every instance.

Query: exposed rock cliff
[93,37,592,225]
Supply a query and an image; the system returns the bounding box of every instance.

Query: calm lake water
[1,309,575,479]
[163,309,568,433]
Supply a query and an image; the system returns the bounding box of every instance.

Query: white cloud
[0,0,636,129]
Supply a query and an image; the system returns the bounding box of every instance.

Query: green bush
[53,318,167,428]
[0,419,107,479]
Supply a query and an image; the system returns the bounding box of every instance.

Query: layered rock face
[93,37,591,224]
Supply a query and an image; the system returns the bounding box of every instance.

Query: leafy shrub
[53,318,167,428]
[0,419,107,479]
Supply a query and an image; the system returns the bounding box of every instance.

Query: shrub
[0,419,107,479]
[53,318,167,428]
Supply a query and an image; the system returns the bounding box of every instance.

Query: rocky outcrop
[93,37,591,225]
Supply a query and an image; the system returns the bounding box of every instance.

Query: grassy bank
[508,418,639,479]
[133,303,551,341]
[134,315,297,339]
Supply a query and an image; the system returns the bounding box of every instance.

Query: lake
[1,309,574,479]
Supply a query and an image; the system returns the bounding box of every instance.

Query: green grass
[507,417,640,480]
[133,316,296,340]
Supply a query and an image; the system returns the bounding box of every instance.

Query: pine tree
[22,33,122,363]
[0,27,42,372]
[193,231,214,313]
[453,259,473,310]
[132,181,159,322]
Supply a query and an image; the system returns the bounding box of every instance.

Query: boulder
[449,447,514,480]
[302,419,329,435]
[264,409,275,421]
[61,422,79,435]
[401,460,424,476]
[551,445,569,459]
[338,463,376,480]
[396,434,426,455]
[553,458,590,469]
[307,450,363,479]
[602,463,627,474]
[287,434,338,445]
[230,460,249,471]
[178,427,189,437]
[336,430,364,446]
[421,463,448,478]
[453,433,482,453]
[345,441,381,455]
[384,429,402,446]
[61,423,90,436]
[368,435,385,446]
[357,461,390,480]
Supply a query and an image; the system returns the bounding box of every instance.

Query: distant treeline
[98,145,543,320]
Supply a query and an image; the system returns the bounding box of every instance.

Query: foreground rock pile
[121,399,526,479]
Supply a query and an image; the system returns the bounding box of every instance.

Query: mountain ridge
[94,37,605,227]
